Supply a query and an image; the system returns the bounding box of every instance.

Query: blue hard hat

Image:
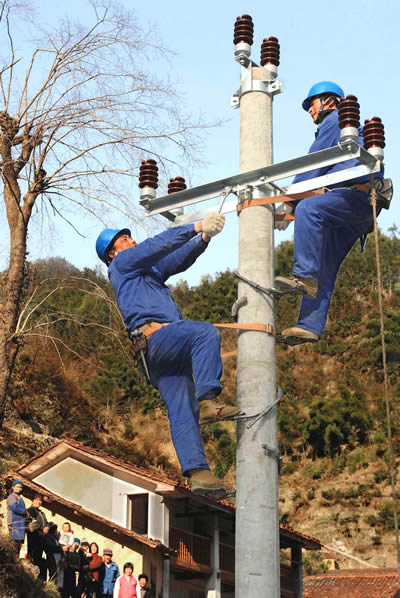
[302,81,344,111]
[96,228,131,265]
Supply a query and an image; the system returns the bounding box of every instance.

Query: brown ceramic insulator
[139,159,158,189]
[260,37,280,67]
[168,176,187,194]
[338,95,360,129]
[233,14,254,45]
[363,117,386,149]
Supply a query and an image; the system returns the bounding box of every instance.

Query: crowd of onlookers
[6,480,155,597]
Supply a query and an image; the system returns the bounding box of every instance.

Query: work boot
[190,470,235,500]
[281,326,320,345]
[274,276,318,299]
[199,401,241,425]
[198,388,221,401]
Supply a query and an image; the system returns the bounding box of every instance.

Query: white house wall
[33,457,164,536]
[148,493,166,544]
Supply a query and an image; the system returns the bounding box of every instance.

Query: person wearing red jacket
[88,542,105,597]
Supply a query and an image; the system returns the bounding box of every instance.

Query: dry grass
[0,532,60,597]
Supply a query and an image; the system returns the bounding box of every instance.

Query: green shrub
[331,454,346,475]
[366,514,377,527]
[303,387,371,458]
[377,501,400,531]
[280,512,290,524]
[372,535,382,545]
[374,469,388,484]
[312,461,328,479]
[301,463,314,478]
[348,448,366,473]
[303,551,329,576]
[372,431,386,444]
[281,461,298,476]
[321,489,335,501]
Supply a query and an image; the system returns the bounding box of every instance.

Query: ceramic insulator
[233,14,254,45]
[260,36,280,67]
[139,159,158,189]
[338,95,360,129]
[363,117,385,149]
[168,176,187,194]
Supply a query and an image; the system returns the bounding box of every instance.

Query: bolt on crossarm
[233,15,282,598]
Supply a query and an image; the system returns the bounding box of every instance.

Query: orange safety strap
[236,184,370,216]
[142,323,170,339]
[236,189,325,215]
[214,322,276,336]
[221,350,237,360]
[214,322,276,360]
[276,213,295,222]
[140,322,274,359]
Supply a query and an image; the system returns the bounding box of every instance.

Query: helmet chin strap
[315,96,336,125]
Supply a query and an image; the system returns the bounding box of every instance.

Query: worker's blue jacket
[292,109,383,194]
[108,224,208,332]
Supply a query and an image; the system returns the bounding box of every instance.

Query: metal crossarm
[141,142,380,223]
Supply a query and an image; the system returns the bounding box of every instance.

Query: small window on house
[129,494,148,534]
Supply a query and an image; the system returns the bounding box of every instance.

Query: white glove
[275,203,294,231]
[202,213,225,238]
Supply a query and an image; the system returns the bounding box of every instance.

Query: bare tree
[0,0,207,426]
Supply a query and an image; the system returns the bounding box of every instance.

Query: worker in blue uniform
[274,81,383,344]
[96,214,239,499]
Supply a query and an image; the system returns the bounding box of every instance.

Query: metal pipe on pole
[235,63,281,596]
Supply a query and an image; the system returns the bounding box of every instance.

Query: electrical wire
[370,177,400,579]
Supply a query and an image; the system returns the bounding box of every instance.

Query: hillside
[1,231,400,571]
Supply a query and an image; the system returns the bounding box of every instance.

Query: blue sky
[13,0,400,285]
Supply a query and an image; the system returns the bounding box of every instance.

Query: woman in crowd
[88,541,105,597]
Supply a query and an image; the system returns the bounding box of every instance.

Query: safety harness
[236,183,370,217]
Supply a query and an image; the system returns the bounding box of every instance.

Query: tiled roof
[17,437,184,489]
[16,437,236,512]
[280,523,321,550]
[3,470,170,554]
[304,569,400,598]
[14,437,322,549]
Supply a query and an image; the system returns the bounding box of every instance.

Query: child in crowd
[58,521,74,547]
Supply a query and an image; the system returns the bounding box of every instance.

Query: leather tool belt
[128,329,151,383]
[341,183,370,193]
[129,329,148,358]
[373,178,393,210]
[343,179,393,210]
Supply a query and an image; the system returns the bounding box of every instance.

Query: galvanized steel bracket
[231,62,283,108]
[262,443,282,469]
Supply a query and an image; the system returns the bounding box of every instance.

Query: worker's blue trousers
[146,320,222,476]
[293,188,374,337]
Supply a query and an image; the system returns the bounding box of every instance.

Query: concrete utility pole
[234,17,281,598]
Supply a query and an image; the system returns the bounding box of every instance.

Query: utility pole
[233,16,281,597]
